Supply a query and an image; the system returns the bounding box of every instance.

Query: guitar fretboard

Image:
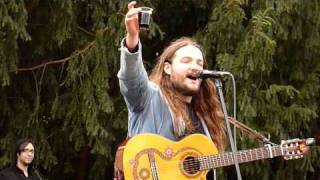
[198,146,282,170]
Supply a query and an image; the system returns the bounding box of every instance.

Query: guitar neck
[199,145,282,170]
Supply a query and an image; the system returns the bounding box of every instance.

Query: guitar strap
[113,137,130,180]
[227,117,271,143]
[200,117,272,146]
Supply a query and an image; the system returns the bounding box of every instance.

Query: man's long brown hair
[149,37,225,151]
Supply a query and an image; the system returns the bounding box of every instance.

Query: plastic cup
[138,7,153,30]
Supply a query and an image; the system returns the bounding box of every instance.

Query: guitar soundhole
[183,156,200,175]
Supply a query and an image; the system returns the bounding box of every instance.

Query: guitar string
[136,147,284,173]
[156,147,301,174]
[145,155,251,173]
[143,150,274,174]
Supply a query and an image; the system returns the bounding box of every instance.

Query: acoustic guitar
[123,133,313,180]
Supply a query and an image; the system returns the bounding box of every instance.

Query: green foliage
[0,0,319,179]
[0,0,30,86]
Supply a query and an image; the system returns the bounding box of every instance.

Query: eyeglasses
[21,148,35,154]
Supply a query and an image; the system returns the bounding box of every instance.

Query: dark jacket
[0,165,40,180]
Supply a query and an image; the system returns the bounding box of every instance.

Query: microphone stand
[214,77,242,180]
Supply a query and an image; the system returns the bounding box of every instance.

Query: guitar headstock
[281,138,314,160]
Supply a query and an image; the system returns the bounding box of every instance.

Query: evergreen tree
[0,0,318,179]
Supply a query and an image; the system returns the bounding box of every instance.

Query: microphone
[198,69,230,79]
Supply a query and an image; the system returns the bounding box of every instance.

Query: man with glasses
[0,138,40,180]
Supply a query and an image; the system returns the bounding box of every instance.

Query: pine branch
[17,41,95,72]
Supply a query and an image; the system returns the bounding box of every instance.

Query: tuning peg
[306,138,315,145]
[284,156,291,160]
[294,154,304,159]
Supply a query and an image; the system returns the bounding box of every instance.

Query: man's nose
[190,67,202,77]
[190,62,202,72]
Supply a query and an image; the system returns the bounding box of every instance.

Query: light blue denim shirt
[118,39,178,140]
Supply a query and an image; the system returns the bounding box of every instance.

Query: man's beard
[172,80,200,96]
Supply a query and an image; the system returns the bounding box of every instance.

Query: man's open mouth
[186,75,198,80]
